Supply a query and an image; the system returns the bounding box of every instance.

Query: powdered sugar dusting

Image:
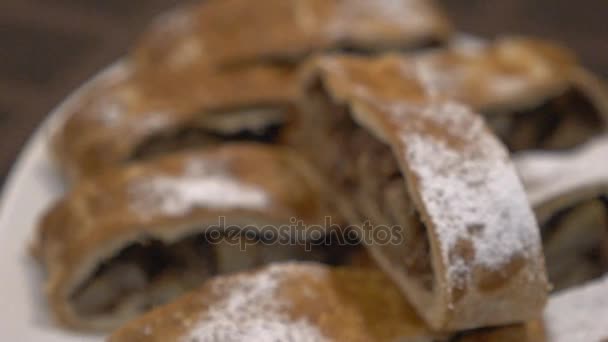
[515,135,608,207]
[544,276,608,342]
[183,263,329,342]
[398,101,540,286]
[129,162,269,218]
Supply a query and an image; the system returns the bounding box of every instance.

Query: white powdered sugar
[129,163,269,218]
[544,276,608,342]
[183,264,329,342]
[515,135,608,207]
[399,101,541,285]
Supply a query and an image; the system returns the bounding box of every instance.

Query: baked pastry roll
[109,262,442,342]
[297,58,548,330]
[54,0,452,180]
[292,37,608,153]
[456,276,608,342]
[53,61,297,180]
[33,144,360,331]
[516,136,608,291]
[134,0,451,69]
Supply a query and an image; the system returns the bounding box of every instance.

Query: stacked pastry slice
[290,37,608,152]
[33,144,365,330]
[296,53,548,330]
[133,0,451,69]
[109,262,439,342]
[53,0,452,180]
[516,136,608,291]
[107,264,608,342]
[53,61,297,180]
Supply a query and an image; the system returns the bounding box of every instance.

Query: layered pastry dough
[516,136,608,291]
[54,0,452,180]
[109,262,441,342]
[297,58,548,330]
[291,37,608,152]
[33,144,363,331]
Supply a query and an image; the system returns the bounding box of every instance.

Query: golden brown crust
[53,61,297,180]
[294,37,608,152]
[109,263,439,342]
[299,48,548,330]
[300,36,597,114]
[133,0,451,69]
[34,144,335,331]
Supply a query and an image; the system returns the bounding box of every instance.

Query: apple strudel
[296,58,548,330]
[33,144,358,330]
[291,37,608,153]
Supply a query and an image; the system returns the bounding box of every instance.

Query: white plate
[0,63,128,341]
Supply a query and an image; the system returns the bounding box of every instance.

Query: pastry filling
[70,229,362,318]
[541,196,608,291]
[131,106,286,160]
[486,89,604,152]
[335,39,444,56]
[301,83,435,296]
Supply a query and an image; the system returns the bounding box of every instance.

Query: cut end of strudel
[297,55,549,330]
[516,136,608,291]
[54,0,453,181]
[109,262,440,342]
[33,144,361,331]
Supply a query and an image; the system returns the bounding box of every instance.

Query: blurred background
[0,0,606,187]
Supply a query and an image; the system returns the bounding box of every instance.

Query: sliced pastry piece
[33,144,361,331]
[134,0,451,69]
[516,136,608,291]
[109,262,443,342]
[296,59,548,330]
[291,37,608,152]
[456,276,608,342]
[54,0,452,180]
[52,61,296,180]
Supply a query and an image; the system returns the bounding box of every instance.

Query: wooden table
[0,0,606,188]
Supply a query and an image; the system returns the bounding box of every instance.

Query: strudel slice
[33,144,358,331]
[292,37,608,152]
[109,263,441,342]
[53,62,295,180]
[134,0,451,70]
[296,58,548,330]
